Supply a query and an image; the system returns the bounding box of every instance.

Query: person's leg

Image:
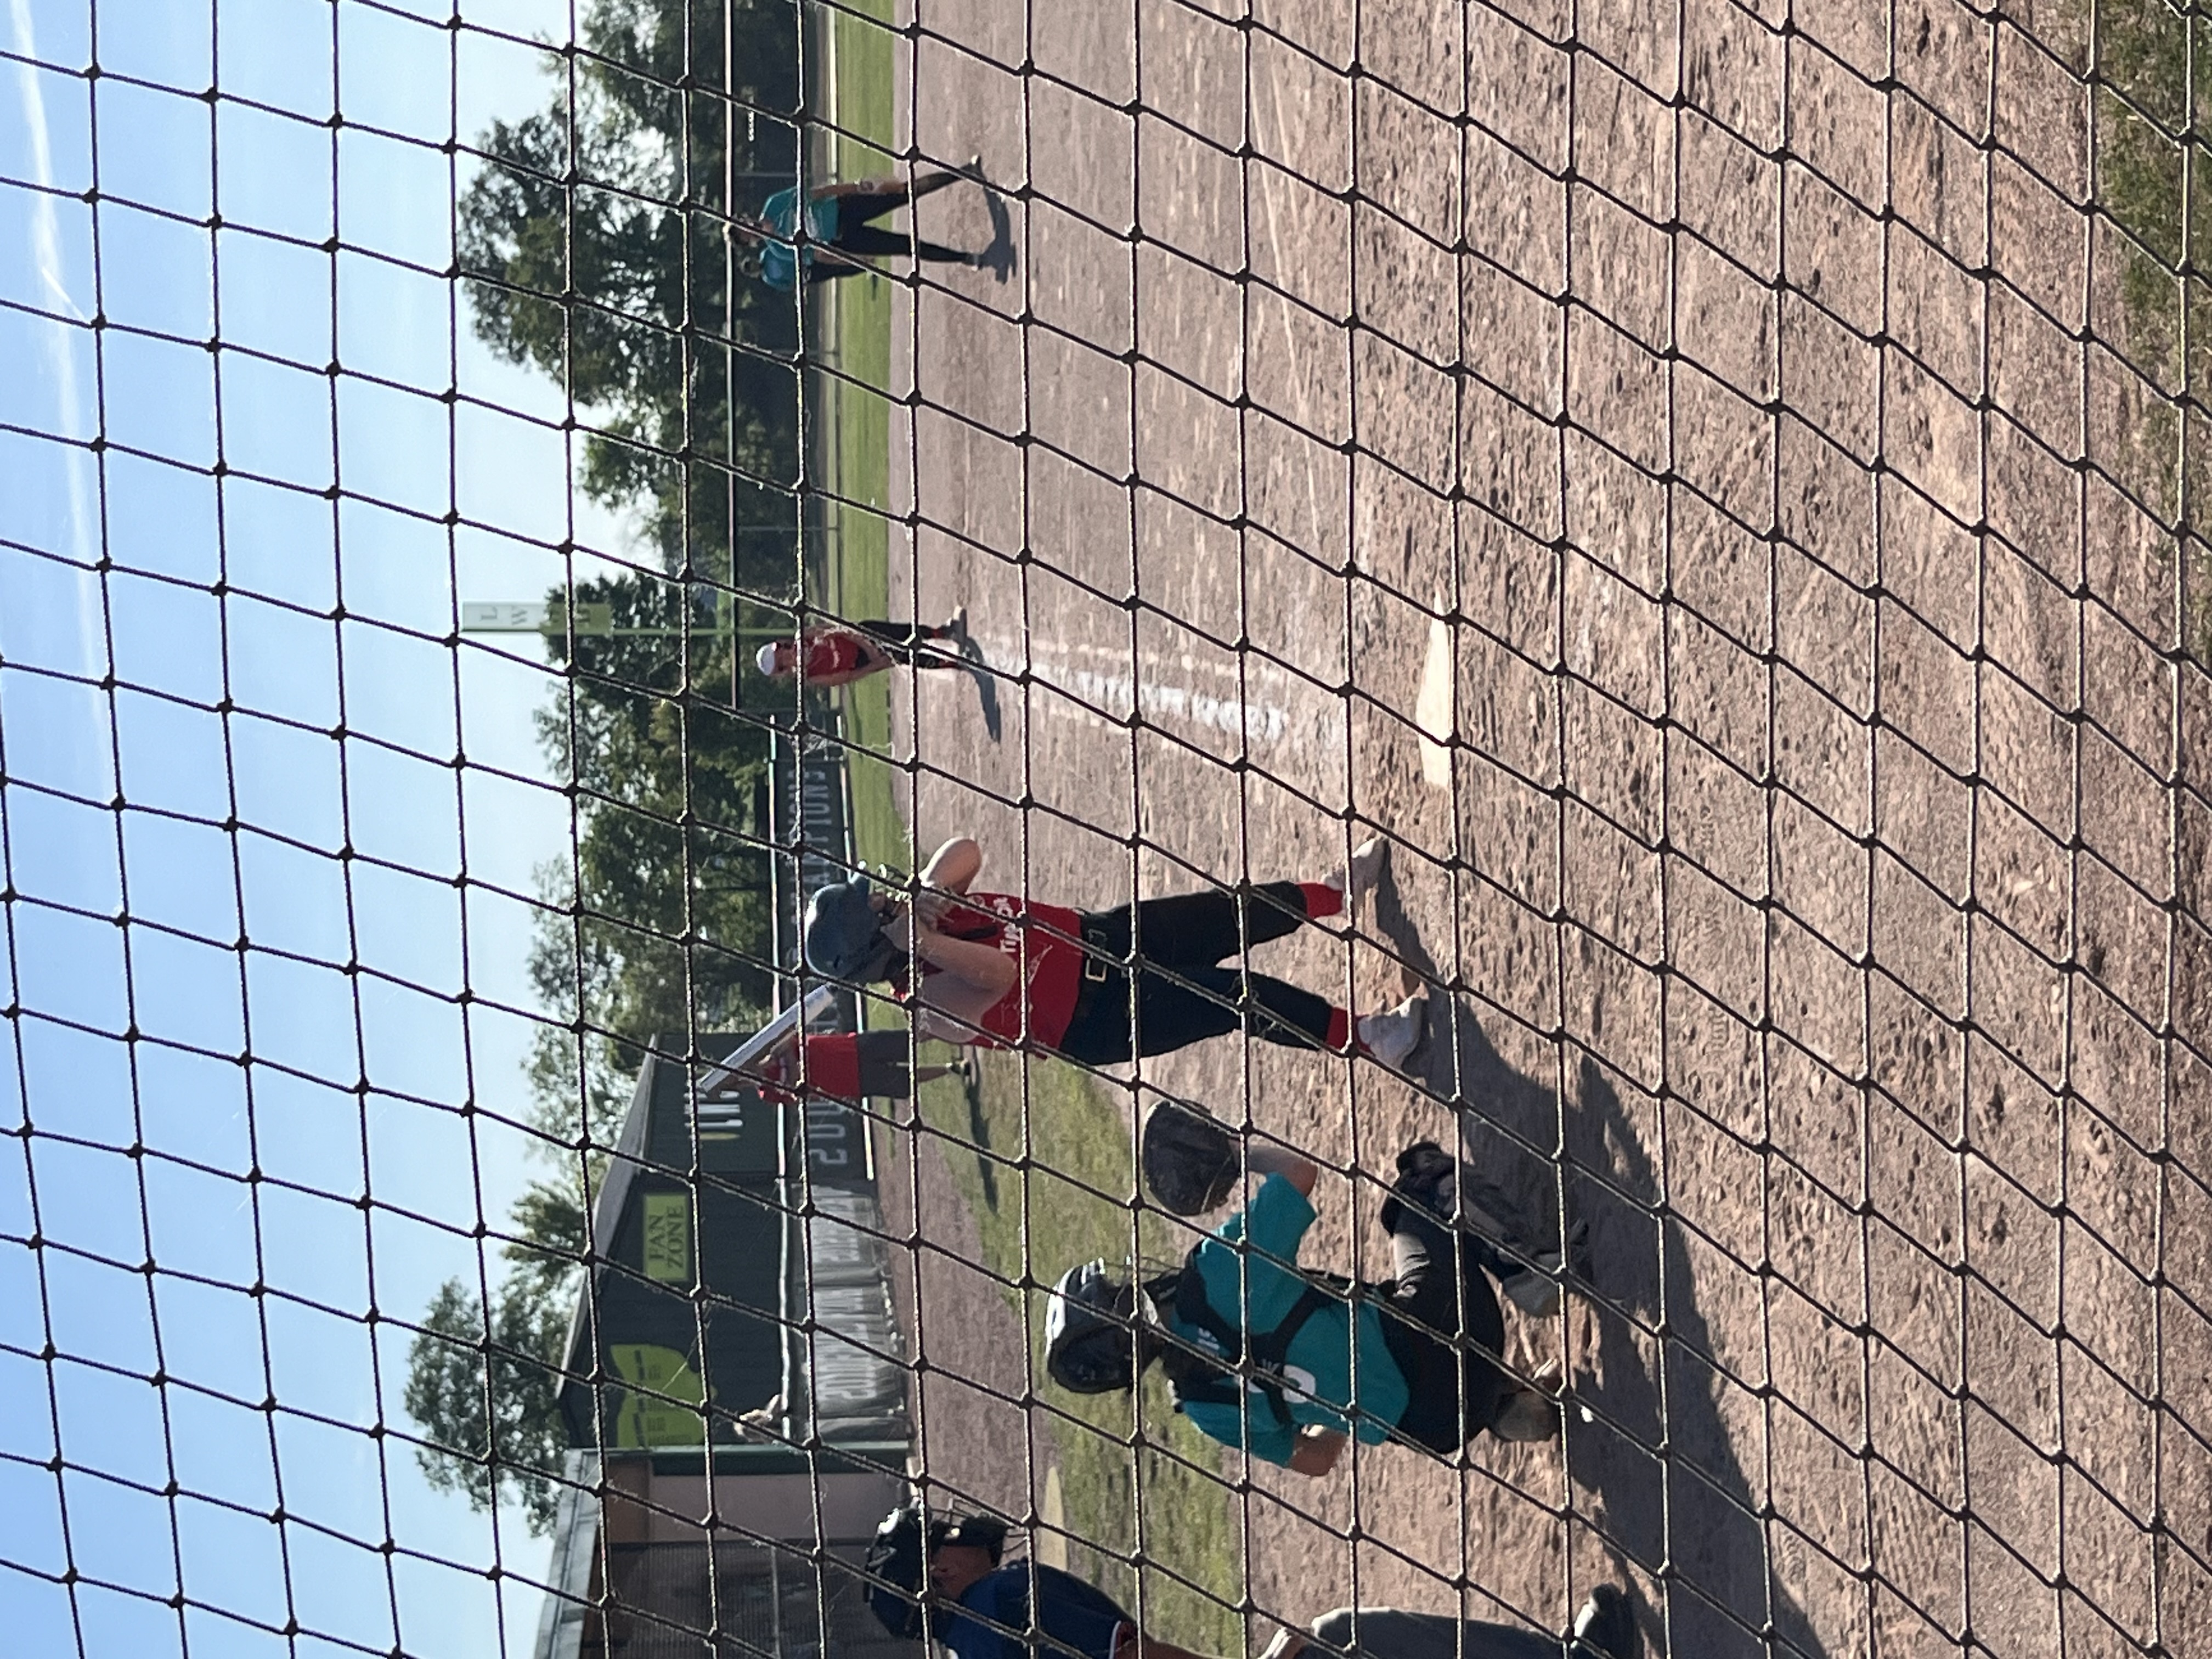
[854,1028,915,1100]
[907,166,966,200]
[1129,964,1340,1057]
[831,221,970,262]
[852,617,960,667]
[1307,1607,1557,1659]
[1128,881,1331,968]
[834,188,913,227]
[1385,1186,1513,1444]
[839,170,967,224]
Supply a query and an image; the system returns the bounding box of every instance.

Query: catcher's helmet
[864,1502,1009,1640]
[804,875,892,981]
[1045,1259,1152,1394]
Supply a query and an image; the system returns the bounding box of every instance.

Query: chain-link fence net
[3,0,2208,1656]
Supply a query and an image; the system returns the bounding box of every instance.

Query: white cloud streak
[8,0,105,677]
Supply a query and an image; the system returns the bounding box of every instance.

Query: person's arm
[802,654,882,687]
[846,637,895,678]
[1246,1145,1318,1198]
[918,837,982,894]
[1285,1426,1346,1477]
[913,1007,973,1046]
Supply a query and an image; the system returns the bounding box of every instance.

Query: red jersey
[800,629,867,678]
[933,893,1088,1049]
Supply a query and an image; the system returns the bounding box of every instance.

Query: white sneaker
[1325,835,1389,905]
[1355,994,1427,1068]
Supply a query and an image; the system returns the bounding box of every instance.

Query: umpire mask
[865,1502,1009,1640]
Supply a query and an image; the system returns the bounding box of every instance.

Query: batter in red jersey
[755,610,968,689]
[802,837,1427,1069]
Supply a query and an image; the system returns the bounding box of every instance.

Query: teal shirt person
[757,185,840,290]
[1166,1172,1410,1464]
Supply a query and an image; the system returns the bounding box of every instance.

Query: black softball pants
[1053,881,1337,1065]
[1380,1200,1512,1453]
[851,617,958,665]
[833,189,967,263]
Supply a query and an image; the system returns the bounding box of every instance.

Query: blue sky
[1,0,654,1650]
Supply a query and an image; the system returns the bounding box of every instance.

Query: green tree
[457,0,804,584]
[405,1277,574,1534]
[408,0,804,1508]
[522,571,781,1152]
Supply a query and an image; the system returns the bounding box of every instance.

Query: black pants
[1053,882,1336,1065]
[852,617,958,666]
[832,185,967,263]
[853,1027,915,1097]
[1380,1201,1511,1452]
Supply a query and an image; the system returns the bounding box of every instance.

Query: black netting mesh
[2,0,2207,1656]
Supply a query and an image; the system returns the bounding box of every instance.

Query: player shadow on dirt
[950,630,1003,740]
[1369,884,1831,1659]
[977,179,1016,282]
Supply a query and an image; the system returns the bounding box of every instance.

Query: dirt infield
[859,1,2210,1655]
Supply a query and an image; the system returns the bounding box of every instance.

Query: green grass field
[2088,0,2212,657]
[912,1058,1246,1654]
[826,0,910,875]
[822,8,1243,1640]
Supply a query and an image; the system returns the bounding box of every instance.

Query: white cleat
[1327,835,1389,906]
[1356,993,1427,1069]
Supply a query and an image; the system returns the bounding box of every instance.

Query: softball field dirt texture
[864,1,2209,1654]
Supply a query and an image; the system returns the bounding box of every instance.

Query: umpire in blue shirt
[866,1502,1220,1659]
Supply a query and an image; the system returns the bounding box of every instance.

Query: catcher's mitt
[1141,1100,1239,1216]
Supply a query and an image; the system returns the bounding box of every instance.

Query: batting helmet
[804,875,893,981]
[1045,1259,1153,1395]
[864,1502,1009,1640]
[754,641,783,676]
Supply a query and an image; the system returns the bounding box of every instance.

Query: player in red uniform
[802,837,1427,1069]
[755,611,968,689]
[718,1026,974,1106]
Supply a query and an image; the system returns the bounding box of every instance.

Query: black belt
[1080,917,1118,982]
[1062,916,1127,1042]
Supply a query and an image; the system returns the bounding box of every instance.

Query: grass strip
[912,1057,1246,1656]
[2088,0,2212,655]
[827,0,906,869]
[827,2,1241,1643]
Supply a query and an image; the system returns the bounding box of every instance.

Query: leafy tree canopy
[408,0,801,1513]
[457,0,805,578]
[405,1277,574,1534]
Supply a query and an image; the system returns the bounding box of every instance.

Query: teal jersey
[757,186,840,290]
[1166,1173,1410,1465]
